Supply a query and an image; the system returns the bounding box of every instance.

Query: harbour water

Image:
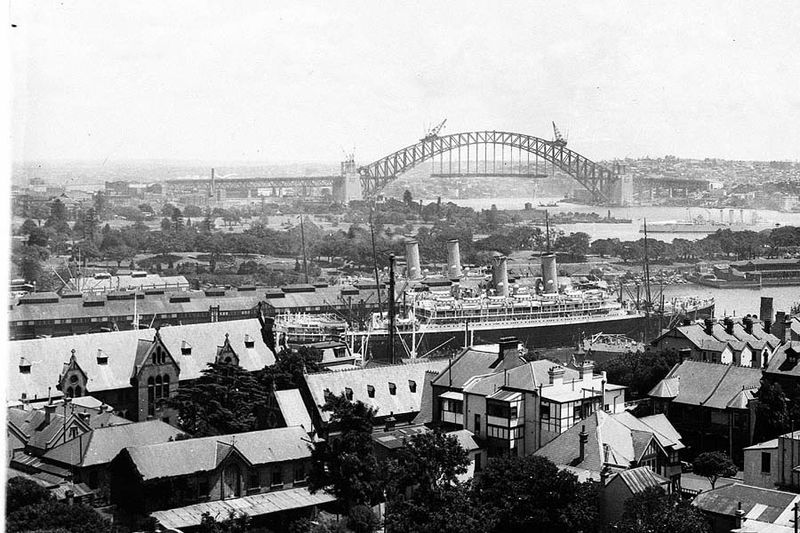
[438,197,800,243]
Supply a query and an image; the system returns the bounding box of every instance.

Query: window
[155,375,163,399]
[409,380,417,393]
[510,405,518,418]
[474,414,481,434]
[367,385,375,398]
[388,382,397,395]
[70,426,79,438]
[540,402,551,420]
[475,452,482,472]
[249,470,260,489]
[345,387,354,401]
[487,401,511,418]
[762,452,772,474]
[442,399,463,414]
[74,386,82,398]
[294,463,307,483]
[271,470,283,487]
[163,375,170,398]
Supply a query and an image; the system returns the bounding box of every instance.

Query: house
[601,467,672,527]
[304,340,361,370]
[649,360,762,465]
[110,426,334,532]
[762,341,800,393]
[303,359,449,430]
[39,419,183,500]
[743,430,800,491]
[650,317,779,368]
[535,410,684,488]
[8,319,276,423]
[423,339,627,457]
[692,483,800,533]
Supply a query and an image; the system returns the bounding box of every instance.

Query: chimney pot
[579,424,589,463]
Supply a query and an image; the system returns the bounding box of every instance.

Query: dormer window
[345,387,353,401]
[244,335,255,349]
[388,382,397,395]
[97,349,108,365]
[19,357,31,374]
[367,385,375,398]
[409,380,417,393]
[181,341,192,356]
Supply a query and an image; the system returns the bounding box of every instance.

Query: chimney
[79,412,90,425]
[704,318,714,335]
[498,337,519,364]
[776,311,787,340]
[44,402,56,426]
[760,297,774,323]
[405,239,422,280]
[682,318,692,326]
[492,255,509,297]
[784,316,793,342]
[579,424,588,463]
[384,412,396,432]
[446,239,462,280]
[735,502,744,529]
[743,316,754,335]
[724,317,734,336]
[541,253,558,294]
[548,366,565,387]
[764,318,772,335]
[580,360,595,383]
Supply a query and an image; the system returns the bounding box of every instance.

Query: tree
[403,189,414,207]
[692,451,737,489]
[19,218,40,236]
[27,226,50,248]
[471,455,587,533]
[168,361,270,436]
[596,350,681,399]
[197,510,250,533]
[308,394,384,512]
[754,379,793,442]
[614,486,710,533]
[385,431,484,533]
[5,478,112,533]
[259,346,322,391]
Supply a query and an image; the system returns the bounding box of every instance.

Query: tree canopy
[614,486,710,533]
[692,451,737,489]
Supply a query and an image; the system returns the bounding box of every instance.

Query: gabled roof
[123,426,310,481]
[431,346,524,390]
[7,406,93,451]
[43,419,183,467]
[8,319,275,403]
[693,483,800,526]
[304,360,448,423]
[648,360,761,410]
[765,342,800,378]
[612,466,669,494]
[274,389,313,433]
[535,411,680,473]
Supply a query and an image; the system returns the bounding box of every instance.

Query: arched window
[155,375,163,399]
[148,376,155,404]
[162,374,170,398]
[74,386,82,398]
[66,386,74,398]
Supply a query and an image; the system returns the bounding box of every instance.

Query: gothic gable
[215,334,240,366]
[58,350,89,398]
[132,331,181,381]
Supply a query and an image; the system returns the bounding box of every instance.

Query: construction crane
[552,121,568,147]
[421,119,447,142]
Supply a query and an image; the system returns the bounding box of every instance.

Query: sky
[8,1,800,163]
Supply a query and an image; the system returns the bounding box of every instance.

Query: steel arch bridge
[357,130,620,203]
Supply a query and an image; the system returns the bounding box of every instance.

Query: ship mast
[369,208,383,315]
[388,253,396,364]
[299,215,309,284]
[643,219,653,331]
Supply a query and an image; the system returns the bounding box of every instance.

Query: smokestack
[492,255,509,297]
[704,318,714,335]
[579,425,588,463]
[760,297,774,323]
[541,254,558,294]
[405,239,421,280]
[446,239,462,280]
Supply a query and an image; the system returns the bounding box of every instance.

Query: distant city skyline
[10,1,800,163]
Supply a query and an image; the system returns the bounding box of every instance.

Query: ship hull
[356,302,715,361]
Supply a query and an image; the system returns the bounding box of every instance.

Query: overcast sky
[9,1,800,163]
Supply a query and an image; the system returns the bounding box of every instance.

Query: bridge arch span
[357,130,619,203]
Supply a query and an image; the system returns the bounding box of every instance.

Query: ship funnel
[446,239,462,280]
[541,253,558,294]
[405,239,422,280]
[492,255,509,297]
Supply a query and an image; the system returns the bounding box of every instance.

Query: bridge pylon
[333,156,363,204]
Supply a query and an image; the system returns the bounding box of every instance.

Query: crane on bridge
[420,118,447,142]
[552,121,568,147]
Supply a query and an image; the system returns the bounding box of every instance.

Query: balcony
[441,411,464,426]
